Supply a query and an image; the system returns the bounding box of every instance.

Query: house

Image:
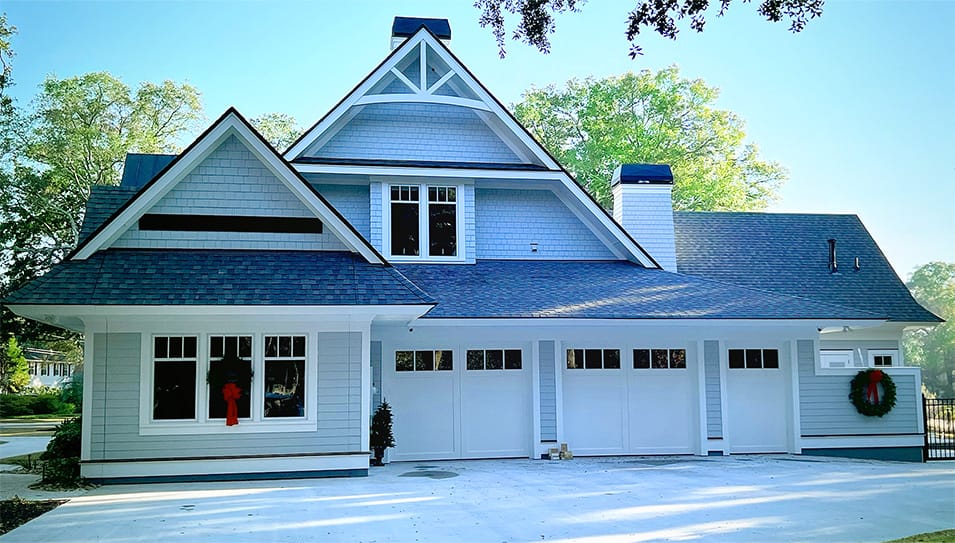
[3,18,940,483]
[24,346,77,389]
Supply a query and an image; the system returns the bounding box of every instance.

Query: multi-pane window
[728,349,779,369]
[153,336,198,420]
[396,350,453,372]
[264,335,306,418]
[390,185,420,256]
[633,349,686,369]
[467,349,522,370]
[389,184,458,258]
[869,350,897,367]
[428,186,456,256]
[566,349,621,369]
[208,335,253,419]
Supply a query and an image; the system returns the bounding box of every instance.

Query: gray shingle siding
[475,188,616,260]
[317,332,364,450]
[797,339,919,436]
[538,340,557,442]
[371,340,382,411]
[311,183,371,239]
[703,340,722,439]
[674,212,940,323]
[304,102,523,164]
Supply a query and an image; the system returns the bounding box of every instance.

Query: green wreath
[848,369,896,417]
[206,352,254,390]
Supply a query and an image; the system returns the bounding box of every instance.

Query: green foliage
[60,369,83,412]
[475,0,823,57]
[848,369,897,417]
[42,417,81,460]
[0,336,29,393]
[370,400,396,450]
[0,392,74,416]
[904,262,955,397]
[250,112,302,151]
[514,67,786,210]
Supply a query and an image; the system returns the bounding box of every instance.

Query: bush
[39,417,82,486]
[0,393,74,417]
[60,371,83,412]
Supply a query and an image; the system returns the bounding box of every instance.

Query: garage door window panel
[729,349,779,369]
[567,349,620,369]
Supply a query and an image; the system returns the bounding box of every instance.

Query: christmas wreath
[848,369,896,417]
[207,353,253,426]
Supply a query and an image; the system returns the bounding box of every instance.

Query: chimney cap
[392,17,451,40]
[612,164,674,185]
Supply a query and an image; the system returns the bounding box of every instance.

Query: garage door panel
[389,375,456,461]
[461,373,530,458]
[563,374,627,455]
[727,369,789,453]
[628,372,696,454]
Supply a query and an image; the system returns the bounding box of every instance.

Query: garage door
[386,348,532,461]
[563,348,698,456]
[725,348,789,453]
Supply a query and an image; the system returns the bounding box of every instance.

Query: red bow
[222,383,242,426]
[866,370,883,404]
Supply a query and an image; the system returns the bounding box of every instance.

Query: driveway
[2,455,953,542]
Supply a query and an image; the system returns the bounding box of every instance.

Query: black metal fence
[924,396,955,461]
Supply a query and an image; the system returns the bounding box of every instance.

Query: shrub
[0,393,74,416]
[39,417,82,486]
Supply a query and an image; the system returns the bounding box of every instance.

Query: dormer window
[387,183,460,260]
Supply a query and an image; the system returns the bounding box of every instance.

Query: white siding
[613,184,676,270]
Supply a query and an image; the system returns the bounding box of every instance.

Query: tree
[475,0,824,58]
[0,336,30,393]
[250,112,302,151]
[904,262,955,397]
[514,66,785,209]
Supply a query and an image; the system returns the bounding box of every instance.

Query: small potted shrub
[370,400,395,466]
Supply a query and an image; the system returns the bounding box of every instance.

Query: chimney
[391,17,451,49]
[612,164,677,271]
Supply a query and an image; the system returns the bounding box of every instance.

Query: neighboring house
[3,18,940,483]
[24,346,76,389]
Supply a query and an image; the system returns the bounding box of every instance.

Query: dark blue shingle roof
[77,186,140,246]
[5,250,433,306]
[673,212,940,323]
[119,153,177,188]
[397,260,880,320]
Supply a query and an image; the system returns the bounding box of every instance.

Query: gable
[286,31,553,170]
[74,108,386,264]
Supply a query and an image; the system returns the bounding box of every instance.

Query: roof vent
[391,17,451,49]
[828,238,839,274]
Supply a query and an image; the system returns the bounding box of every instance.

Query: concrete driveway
[2,455,953,542]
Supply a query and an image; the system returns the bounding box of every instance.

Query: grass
[0,497,66,535]
[0,414,73,422]
[885,530,955,542]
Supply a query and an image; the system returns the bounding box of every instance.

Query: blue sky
[5,0,953,278]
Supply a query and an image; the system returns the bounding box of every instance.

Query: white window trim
[868,349,900,368]
[139,332,318,435]
[381,182,466,262]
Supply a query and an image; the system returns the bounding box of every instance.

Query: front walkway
[2,455,953,542]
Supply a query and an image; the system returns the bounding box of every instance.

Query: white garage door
[725,348,790,453]
[386,348,532,461]
[563,348,698,456]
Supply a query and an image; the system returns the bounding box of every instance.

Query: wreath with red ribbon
[848,369,896,417]
[207,353,253,426]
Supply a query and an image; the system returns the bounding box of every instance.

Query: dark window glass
[874,355,892,367]
[584,349,602,369]
[265,336,278,358]
[762,349,779,369]
[169,337,182,359]
[505,350,522,370]
[208,358,252,419]
[604,350,621,369]
[435,350,453,371]
[467,350,484,370]
[264,360,305,418]
[745,349,762,369]
[486,350,504,370]
[396,351,414,372]
[183,337,197,358]
[670,349,687,369]
[633,349,650,369]
[293,336,306,357]
[652,349,669,369]
[154,337,168,358]
[279,336,291,357]
[239,336,252,358]
[415,350,434,371]
[391,202,419,256]
[153,361,196,420]
[729,349,745,369]
[210,336,224,359]
[429,203,456,256]
[567,349,583,369]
